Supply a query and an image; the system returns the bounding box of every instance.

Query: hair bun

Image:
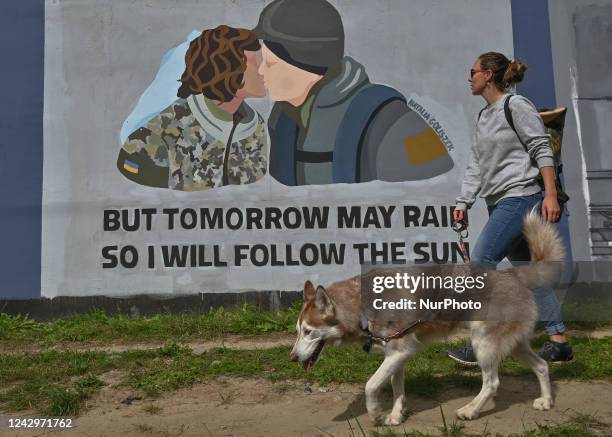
[478,52,528,91]
[503,59,528,87]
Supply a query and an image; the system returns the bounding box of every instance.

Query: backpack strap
[332,85,406,183]
[477,106,486,122]
[503,94,519,139]
[268,109,299,186]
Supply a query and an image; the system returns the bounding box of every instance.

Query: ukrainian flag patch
[123,159,140,174]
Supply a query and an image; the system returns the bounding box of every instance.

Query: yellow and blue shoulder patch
[123,159,140,174]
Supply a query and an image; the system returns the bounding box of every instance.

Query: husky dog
[290,212,564,425]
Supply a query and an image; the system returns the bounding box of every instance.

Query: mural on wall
[117,26,268,191]
[42,0,520,297]
[119,0,453,189]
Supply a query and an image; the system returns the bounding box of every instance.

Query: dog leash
[362,320,422,353]
[452,218,470,263]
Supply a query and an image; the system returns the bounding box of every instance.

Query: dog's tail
[516,210,565,289]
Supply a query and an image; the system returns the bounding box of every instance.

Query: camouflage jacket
[117,96,268,191]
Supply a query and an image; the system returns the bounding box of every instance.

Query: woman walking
[448,52,573,364]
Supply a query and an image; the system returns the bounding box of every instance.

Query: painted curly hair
[177,25,260,102]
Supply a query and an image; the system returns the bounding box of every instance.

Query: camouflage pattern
[118,98,268,191]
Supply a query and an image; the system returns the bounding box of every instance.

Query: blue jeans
[471,192,566,336]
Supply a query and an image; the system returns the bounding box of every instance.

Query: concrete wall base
[0,290,302,321]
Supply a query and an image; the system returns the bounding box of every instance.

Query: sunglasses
[470,68,488,78]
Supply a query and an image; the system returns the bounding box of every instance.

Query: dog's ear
[304,280,316,301]
[315,285,335,318]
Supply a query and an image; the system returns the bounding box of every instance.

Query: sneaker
[539,341,574,364]
[447,346,478,366]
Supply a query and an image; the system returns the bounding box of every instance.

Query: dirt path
[2,327,610,355]
[0,333,296,355]
[3,376,611,437]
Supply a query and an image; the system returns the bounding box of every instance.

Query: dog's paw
[383,413,405,426]
[456,405,479,421]
[368,411,384,426]
[533,397,553,411]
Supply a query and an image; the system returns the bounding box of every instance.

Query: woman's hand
[453,209,465,222]
[539,166,561,222]
[541,194,561,222]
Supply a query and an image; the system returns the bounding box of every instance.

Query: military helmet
[253,0,344,73]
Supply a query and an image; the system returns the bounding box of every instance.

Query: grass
[1,306,609,347]
[0,350,114,414]
[0,372,105,416]
[0,336,610,417]
[0,308,610,435]
[0,304,301,345]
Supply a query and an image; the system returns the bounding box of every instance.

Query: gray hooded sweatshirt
[455,94,554,211]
